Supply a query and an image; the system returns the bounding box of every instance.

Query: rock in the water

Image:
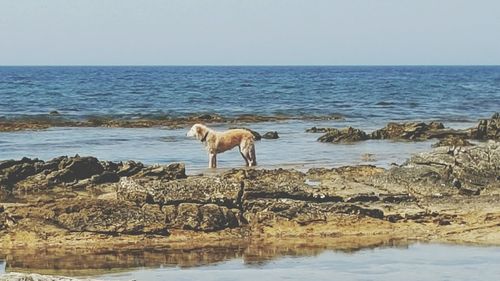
[305,127,335,133]
[262,131,279,139]
[471,112,499,140]
[432,136,474,148]
[370,122,445,140]
[317,127,369,143]
[229,127,262,140]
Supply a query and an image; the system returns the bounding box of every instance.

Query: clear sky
[1,0,500,65]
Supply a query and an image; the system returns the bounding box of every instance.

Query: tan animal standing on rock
[187,124,257,168]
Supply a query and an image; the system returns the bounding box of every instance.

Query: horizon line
[1,64,500,67]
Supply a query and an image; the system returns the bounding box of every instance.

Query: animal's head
[186,123,208,140]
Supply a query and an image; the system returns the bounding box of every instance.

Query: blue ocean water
[0,66,498,171]
[1,66,499,125]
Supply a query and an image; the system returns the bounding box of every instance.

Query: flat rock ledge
[0,141,499,248]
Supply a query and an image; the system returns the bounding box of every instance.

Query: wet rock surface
[317,127,369,143]
[0,155,186,193]
[0,141,499,251]
[262,131,279,139]
[311,113,500,143]
[432,136,475,147]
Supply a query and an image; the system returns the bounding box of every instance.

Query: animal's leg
[209,153,217,168]
[239,147,249,166]
[241,147,253,167]
[250,145,257,166]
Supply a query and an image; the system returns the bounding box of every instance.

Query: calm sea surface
[1,66,499,123]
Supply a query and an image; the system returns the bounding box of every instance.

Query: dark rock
[318,127,369,143]
[53,156,104,183]
[381,194,416,203]
[196,114,223,121]
[262,131,279,139]
[432,136,474,148]
[370,122,445,140]
[100,161,119,172]
[229,127,262,140]
[333,204,384,219]
[306,127,335,133]
[117,161,144,177]
[90,171,120,184]
[132,163,186,180]
[49,110,60,116]
[52,199,169,235]
[386,141,499,191]
[345,194,380,203]
[471,112,499,140]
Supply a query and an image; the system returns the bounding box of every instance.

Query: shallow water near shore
[1,243,499,281]
[0,119,454,174]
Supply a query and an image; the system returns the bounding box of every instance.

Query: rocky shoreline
[0,114,499,278]
[1,140,499,247]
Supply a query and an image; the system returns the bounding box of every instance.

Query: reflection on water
[0,238,404,276]
[1,241,499,281]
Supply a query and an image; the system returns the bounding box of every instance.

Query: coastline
[1,140,499,273]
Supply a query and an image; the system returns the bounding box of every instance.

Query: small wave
[375,101,396,106]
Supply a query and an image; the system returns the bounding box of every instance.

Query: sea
[0,65,499,172]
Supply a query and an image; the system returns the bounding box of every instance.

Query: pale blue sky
[1,0,499,65]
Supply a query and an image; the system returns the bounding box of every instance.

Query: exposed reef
[0,113,344,132]
[310,113,499,143]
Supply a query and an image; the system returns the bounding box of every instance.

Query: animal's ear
[195,125,203,135]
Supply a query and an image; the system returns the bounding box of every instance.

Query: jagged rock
[1,156,185,192]
[305,127,334,133]
[471,112,499,140]
[432,136,474,148]
[51,199,169,235]
[116,161,144,177]
[317,127,369,143]
[370,122,445,140]
[90,171,120,184]
[386,141,499,191]
[132,163,186,180]
[48,156,104,184]
[262,131,279,139]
